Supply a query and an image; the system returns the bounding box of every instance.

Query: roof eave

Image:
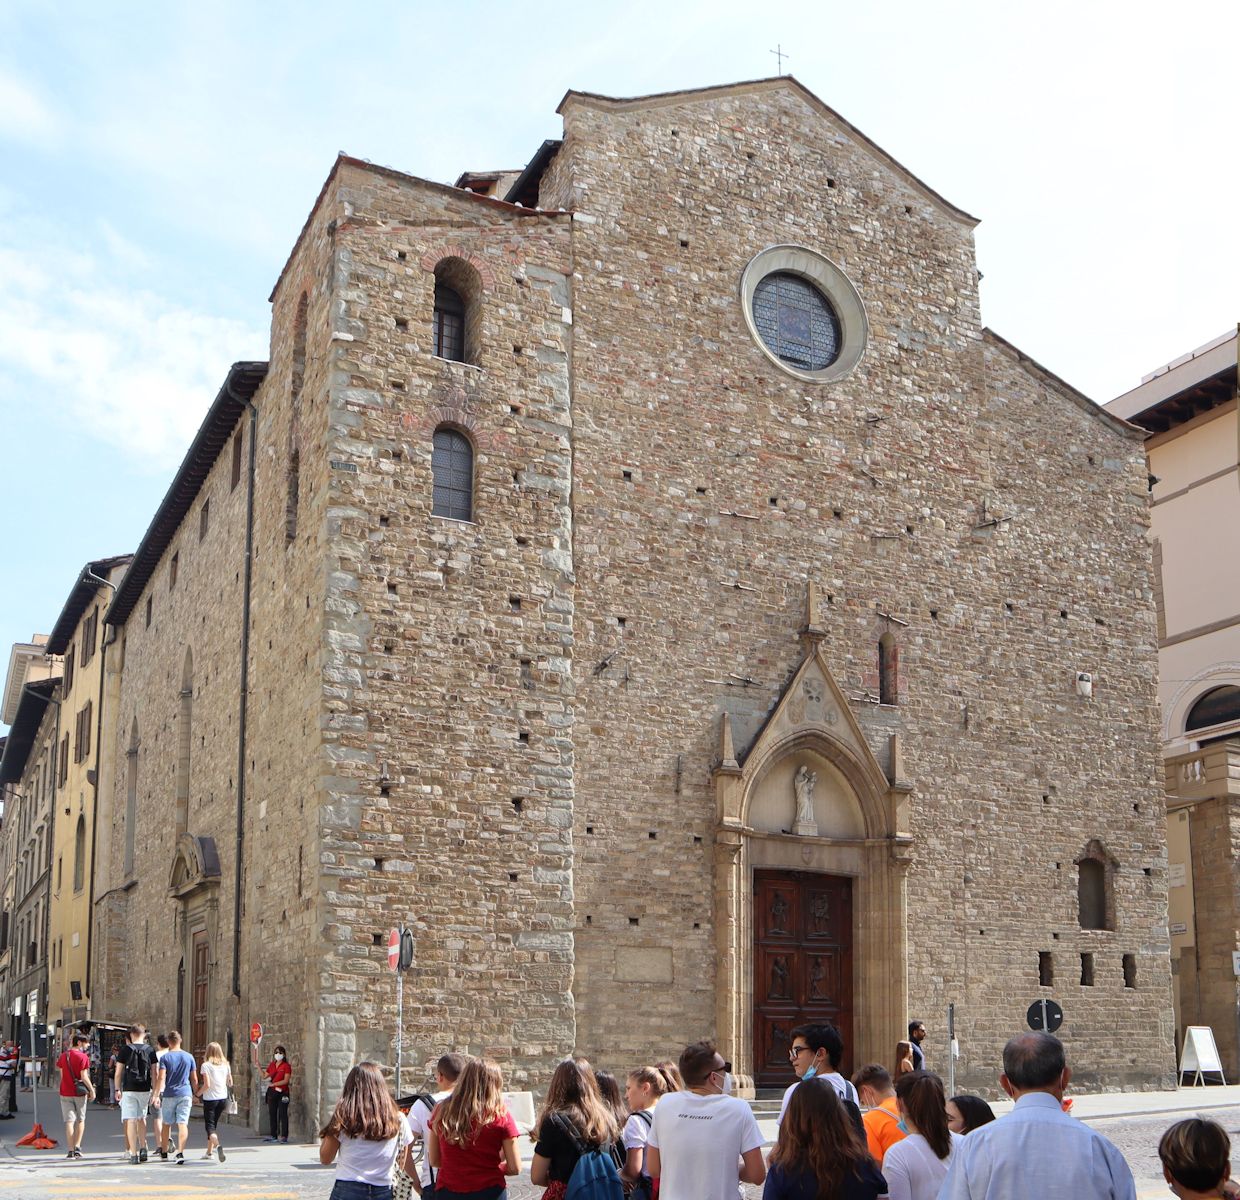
[984,328,1146,442]
[105,363,267,629]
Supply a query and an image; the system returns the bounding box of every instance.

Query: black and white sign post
[1026,998,1064,1034]
[388,930,403,1095]
[390,928,415,1096]
[947,1003,956,1097]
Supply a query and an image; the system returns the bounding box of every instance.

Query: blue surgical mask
[896,1118,909,1133]
[802,1065,818,1080]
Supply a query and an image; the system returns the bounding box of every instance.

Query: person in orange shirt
[851,1064,906,1167]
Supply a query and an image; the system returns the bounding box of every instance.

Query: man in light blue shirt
[937,1032,1136,1200]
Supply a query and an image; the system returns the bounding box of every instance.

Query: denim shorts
[119,1090,150,1120]
[329,1181,394,1200]
[161,1094,192,1126]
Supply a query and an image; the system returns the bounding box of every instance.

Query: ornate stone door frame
[713,638,913,1092]
[169,835,222,1046]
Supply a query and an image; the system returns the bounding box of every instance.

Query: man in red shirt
[57,1033,96,1158]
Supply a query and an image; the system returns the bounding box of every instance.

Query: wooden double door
[753,870,853,1087]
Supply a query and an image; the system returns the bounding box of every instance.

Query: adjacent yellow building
[1107,328,1240,1076]
[44,557,130,1029]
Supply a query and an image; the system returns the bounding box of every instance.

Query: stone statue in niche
[793,764,819,837]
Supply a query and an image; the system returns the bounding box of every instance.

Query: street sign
[1026,998,1063,1033]
[399,928,415,972]
[250,1022,263,1044]
[388,928,401,971]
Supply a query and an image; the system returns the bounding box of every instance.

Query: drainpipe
[84,568,118,1012]
[230,387,258,998]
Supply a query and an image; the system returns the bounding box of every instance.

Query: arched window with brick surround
[432,258,482,364]
[431,427,474,522]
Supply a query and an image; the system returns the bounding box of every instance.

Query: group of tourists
[318,1023,1240,1200]
[46,1021,294,1165]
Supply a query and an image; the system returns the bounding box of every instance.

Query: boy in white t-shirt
[406,1052,467,1197]
[647,1041,764,1200]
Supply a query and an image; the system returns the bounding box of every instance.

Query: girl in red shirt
[263,1045,292,1142]
[428,1058,520,1200]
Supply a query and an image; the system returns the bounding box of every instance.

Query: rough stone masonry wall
[309,163,577,1109]
[243,188,338,1135]
[551,82,1173,1088]
[100,421,250,1046]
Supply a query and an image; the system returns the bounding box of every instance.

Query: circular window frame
[740,245,868,384]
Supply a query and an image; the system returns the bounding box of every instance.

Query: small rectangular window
[231,431,243,490]
[199,498,210,541]
[1080,952,1095,987]
[1123,953,1137,989]
[169,552,179,590]
[145,596,153,628]
[64,647,75,694]
[1039,952,1053,987]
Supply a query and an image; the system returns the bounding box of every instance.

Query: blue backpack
[563,1123,624,1200]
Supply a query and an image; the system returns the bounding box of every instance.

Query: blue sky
[1,0,1237,726]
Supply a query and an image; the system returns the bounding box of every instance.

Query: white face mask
[713,1069,733,1095]
[274,1053,285,1062]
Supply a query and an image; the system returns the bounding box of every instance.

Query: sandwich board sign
[1180,1026,1226,1086]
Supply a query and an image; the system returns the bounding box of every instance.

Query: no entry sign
[388,928,401,971]
[1026,999,1063,1033]
[250,1022,263,1044]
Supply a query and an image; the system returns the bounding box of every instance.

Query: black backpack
[122,1043,154,1091]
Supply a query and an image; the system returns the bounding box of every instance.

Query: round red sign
[388,928,401,971]
[250,1022,263,1044]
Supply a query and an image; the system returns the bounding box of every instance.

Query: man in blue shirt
[937,1032,1136,1200]
[155,1031,199,1164]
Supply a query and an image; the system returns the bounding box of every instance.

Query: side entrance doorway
[753,869,853,1088]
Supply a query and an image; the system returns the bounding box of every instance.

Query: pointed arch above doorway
[712,634,914,1094]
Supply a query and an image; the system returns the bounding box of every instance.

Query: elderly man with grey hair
[937,1032,1135,1200]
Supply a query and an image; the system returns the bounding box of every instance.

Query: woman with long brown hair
[893,1042,915,1082]
[428,1058,521,1200]
[531,1059,620,1200]
[881,1071,961,1200]
[764,1075,886,1200]
[319,1061,414,1200]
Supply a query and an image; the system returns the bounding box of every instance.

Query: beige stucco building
[43,557,131,1030]
[89,76,1176,1133]
[1107,328,1240,1077]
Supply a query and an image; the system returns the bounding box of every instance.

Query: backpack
[563,1120,624,1200]
[122,1043,154,1091]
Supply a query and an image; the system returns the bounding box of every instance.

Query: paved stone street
[3,1089,1240,1200]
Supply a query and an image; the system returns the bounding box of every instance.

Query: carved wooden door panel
[191,931,209,1066]
[753,870,852,1087]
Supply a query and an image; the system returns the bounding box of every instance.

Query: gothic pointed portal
[168,834,221,1064]
[713,639,913,1093]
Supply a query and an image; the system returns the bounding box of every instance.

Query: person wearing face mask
[645,1041,764,1200]
[263,1044,292,1143]
[778,1023,860,1131]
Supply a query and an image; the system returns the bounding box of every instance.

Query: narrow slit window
[431,427,473,521]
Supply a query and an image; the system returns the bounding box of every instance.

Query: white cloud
[0,70,61,145]
[0,233,267,470]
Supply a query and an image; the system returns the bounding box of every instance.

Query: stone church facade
[93,77,1174,1133]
